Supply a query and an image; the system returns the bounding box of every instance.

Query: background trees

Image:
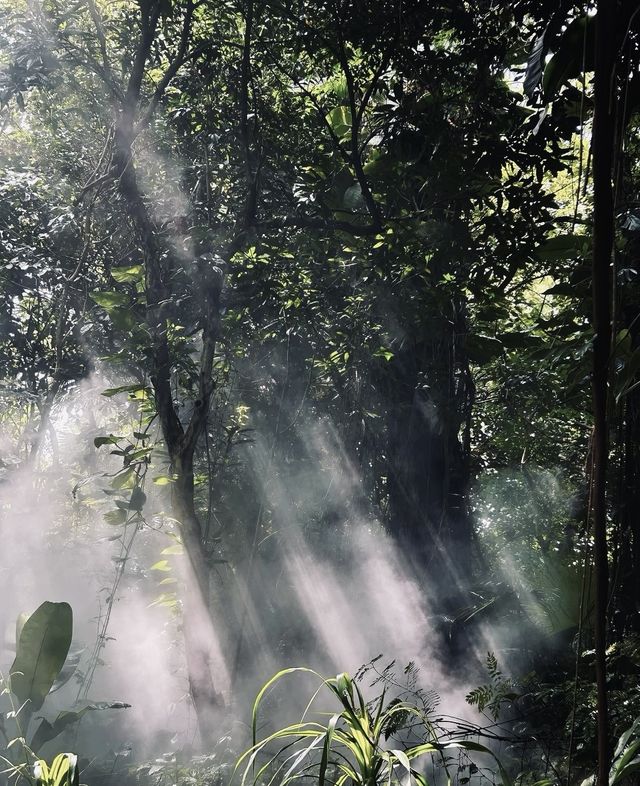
[1,0,640,783]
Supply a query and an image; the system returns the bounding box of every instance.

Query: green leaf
[613,720,640,764]
[10,602,73,712]
[109,307,138,332]
[319,714,339,786]
[93,435,122,447]
[326,105,352,139]
[34,759,50,786]
[543,16,595,101]
[374,347,394,361]
[466,334,503,365]
[536,234,587,261]
[30,703,129,752]
[101,384,147,398]
[111,467,135,489]
[90,291,130,312]
[150,559,171,571]
[617,347,640,401]
[111,264,143,283]
[129,446,152,461]
[161,544,183,555]
[391,749,413,783]
[128,486,146,511]
[149,592,179,608]
[104,509,127,525]
[34,753,79,786]
[153,475,176,485]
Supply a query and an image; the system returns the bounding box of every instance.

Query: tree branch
[124,2,161,114]
[134,0,196,134]
[332,2,383,230]
[86,0,121,96]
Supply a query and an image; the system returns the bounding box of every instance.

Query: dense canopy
[0,2,639,786]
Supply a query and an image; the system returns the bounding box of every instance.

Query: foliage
[10,601,73,715]
[34,753,79,786]
[235,668,512,786]
[580,717,640,786]
[1,602,128,759]
[0,0,639,781]
[466,654,520,722]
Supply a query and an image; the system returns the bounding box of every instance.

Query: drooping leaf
[523,1,575,97]
[111,467,135,490]
[523,33,546,97]
[542,16,595,101]
[49,648,84,694]
[30,703,130,752]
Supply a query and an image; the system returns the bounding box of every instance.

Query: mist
[0,366,507,769]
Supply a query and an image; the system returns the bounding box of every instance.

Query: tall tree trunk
[592,1,616,782]
[113,118,225,741]
[381,304,475,591]
[615,386,640,634]
[173,464,225,734]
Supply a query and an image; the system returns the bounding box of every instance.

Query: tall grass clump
[234,668,511,786]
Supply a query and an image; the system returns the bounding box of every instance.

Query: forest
[0,1,637,786]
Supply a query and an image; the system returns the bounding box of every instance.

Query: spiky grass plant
[235,668,511,786]
[34,754,79,786]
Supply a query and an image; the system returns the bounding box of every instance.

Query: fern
[466,653,519,720]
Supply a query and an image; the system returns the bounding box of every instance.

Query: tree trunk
[614,386,640,634]
[381,304,475,590]
[113,119,225,741]
[173,466,225,738]
[592,1,616,782]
